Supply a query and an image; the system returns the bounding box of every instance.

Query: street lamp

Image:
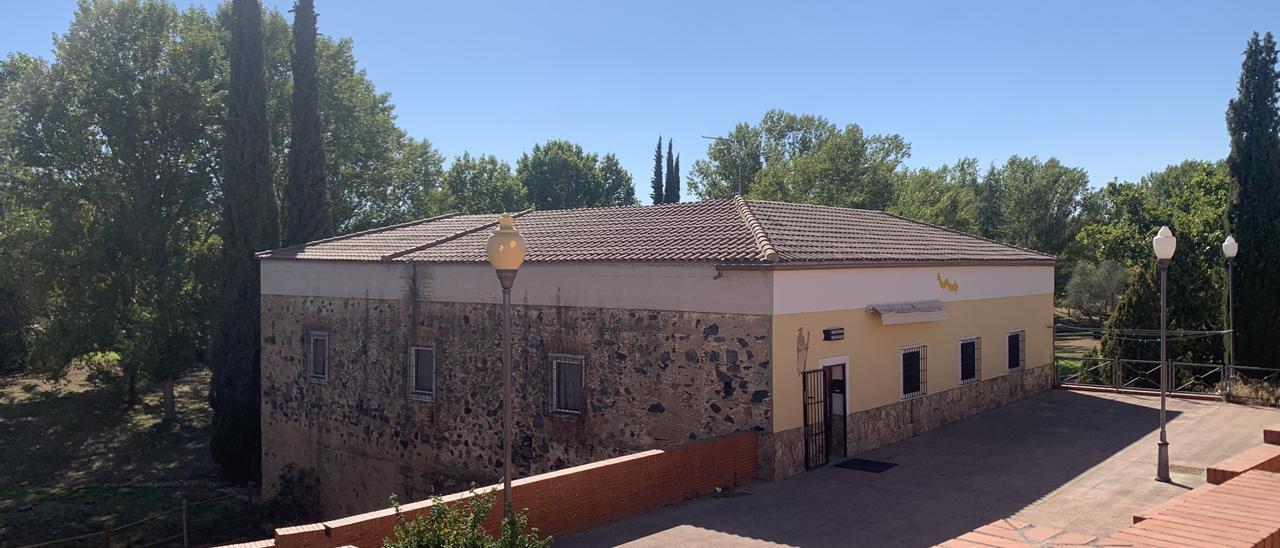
[1223,235,1238,399]
[485,213,526,517]
[1152,226,1177,482]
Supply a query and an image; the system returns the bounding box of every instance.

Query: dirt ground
[0,367,264,546]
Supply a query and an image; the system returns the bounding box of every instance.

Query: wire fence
[11,483,257,548]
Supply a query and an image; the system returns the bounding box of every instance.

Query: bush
[382,489,550,548]
[263,464,323,528]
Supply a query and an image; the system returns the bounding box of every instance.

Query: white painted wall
[260,260,774,315]
[260,260,410,300]
[419,262,772,315]
[772,265,1054,315]
[261,260,1051,317]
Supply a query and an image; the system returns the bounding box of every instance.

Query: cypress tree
[975,165,1004,240]
[650,136,664,204]
[283,0,327,245]
[665,140,676,202]
[666,153,681,203]
[1227,32,1280,369]
[212,0,278,483]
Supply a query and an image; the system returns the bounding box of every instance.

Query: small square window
[1007,330,1026,370]
[550,354,585,414]
[901,345,926,399]
[960,337,981,384]
[410,347,435,400]
[308,332,328,382]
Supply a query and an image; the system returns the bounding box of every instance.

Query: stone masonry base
[764,365,1053,480]
[845,365,1054,455]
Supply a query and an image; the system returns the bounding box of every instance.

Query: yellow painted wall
[770,293,1054,433]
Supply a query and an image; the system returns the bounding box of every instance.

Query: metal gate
[802,368,830,468]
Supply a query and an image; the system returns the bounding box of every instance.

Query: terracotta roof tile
[745,200,1051,264]
[257,199,1054,266]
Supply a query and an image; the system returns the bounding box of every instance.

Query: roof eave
[715,258,1057,271]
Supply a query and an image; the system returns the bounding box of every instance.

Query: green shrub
[264,464,323,528]
[382,489,550,548]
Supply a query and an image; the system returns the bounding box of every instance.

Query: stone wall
[844,364,1054,455]
[759,427,806,480]
[260,295,772,517]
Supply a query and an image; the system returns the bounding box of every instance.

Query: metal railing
[1056,356,1280,405]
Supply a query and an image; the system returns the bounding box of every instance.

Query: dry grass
[0,367,264,546]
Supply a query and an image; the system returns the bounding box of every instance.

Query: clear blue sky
[3,1,1278,202]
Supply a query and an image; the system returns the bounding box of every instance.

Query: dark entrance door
[826,364,846,461]
[802,368,830,468]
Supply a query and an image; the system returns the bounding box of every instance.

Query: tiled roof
[257,198,1054,266]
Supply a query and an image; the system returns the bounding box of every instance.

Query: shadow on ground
[560,390,1182,547]
[0,369,258,546]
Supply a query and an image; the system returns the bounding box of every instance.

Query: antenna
[701,134,745,195]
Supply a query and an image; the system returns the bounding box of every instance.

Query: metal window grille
[901,345,926,399]
[960,337,981,384]
[1008,330,1025,370]
[551,354,585,414]
[410,347,435,399]
[309,333,328,382]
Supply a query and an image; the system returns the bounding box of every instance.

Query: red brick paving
[1206,443,1280,484]
[942,424,1280,548]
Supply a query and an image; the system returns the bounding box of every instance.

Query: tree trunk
[125,366,139,408]
[163,377,176,422]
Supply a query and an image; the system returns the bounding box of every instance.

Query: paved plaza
[560,390,1280,547]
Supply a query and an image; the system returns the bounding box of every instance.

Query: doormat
[834,457,897,473]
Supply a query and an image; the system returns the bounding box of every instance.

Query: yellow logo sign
[937,272,959,293]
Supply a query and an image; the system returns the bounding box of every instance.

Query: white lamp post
[485,213,526,517]
[1152,226,1176,482]
[1223,235,1238,399]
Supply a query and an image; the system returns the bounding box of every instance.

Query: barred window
[551,354,585,414]
[308,332,328,382]
[1008,330,1026,370]
[901,345,926,399]
[410,347,435,400]
[960,337,981,384]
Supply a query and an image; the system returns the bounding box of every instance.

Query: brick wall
[245,431,757,548]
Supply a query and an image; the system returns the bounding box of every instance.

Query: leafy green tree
[443,153,527,214]
[1226,32,1280,369]
[213,0,277,483]
[0,54,47,373]
[517,140,637,210]
[994,155,1089,257]
[313,36,445,231]
[282,0,327,246]
[3,1,223,411]
[650,136,663,204]
[599,153,639,206]
[1099,161,1231,364]
[1065,260,1127,323]
[752,124,908,210]
[690,110,908,209]
[232,6,447,233]
[889,158,979,232]
[688,123,762,199]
